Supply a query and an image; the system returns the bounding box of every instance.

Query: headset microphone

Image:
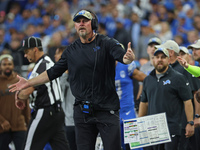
[88,33,96,41]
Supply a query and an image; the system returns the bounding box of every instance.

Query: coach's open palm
[9,75,28,92]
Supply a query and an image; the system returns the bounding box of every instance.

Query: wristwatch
[187,121,194,126]
[195,114,200,118]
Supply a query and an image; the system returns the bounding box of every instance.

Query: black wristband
[187,121,194,125]
[195,114,200,118]
[17,91,26,100]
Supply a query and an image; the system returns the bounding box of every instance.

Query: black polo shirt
[170,60,200,128]
[141,66,192,135]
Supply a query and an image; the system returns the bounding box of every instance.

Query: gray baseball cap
[155,40,179,54]
[154,47,169,57]
[187,39,200,49]
[179,46,189,54]
[148,37,162,45]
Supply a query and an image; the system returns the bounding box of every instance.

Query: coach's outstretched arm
[9,71,49,92]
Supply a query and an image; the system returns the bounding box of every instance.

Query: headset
[88,10,98,31]
[74,9,98,31]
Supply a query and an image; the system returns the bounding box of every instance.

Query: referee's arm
[18,87,35,100]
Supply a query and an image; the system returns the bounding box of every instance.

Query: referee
[15,36,70,150]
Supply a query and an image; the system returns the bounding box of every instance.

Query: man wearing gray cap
[139,47,194,150]
[9,10,135,150]
[179,46,194,65]
[178,46,200,150]
[178,44,200,150]
[188,39,200,65]
[155,40,180,64]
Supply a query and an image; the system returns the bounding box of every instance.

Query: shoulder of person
[171,68,188,81]
[170,67,184,76]
[67,39,82,50]
[97,34,118,42]
[142,74,154,87]
[100,35,123,48]
[96,34,110,41]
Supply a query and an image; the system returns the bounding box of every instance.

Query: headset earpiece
[90,12,98,31]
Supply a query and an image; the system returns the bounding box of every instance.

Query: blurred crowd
[1,0,200,74]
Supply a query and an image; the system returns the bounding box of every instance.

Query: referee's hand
[15,91,26,110]
[15,100,26,110]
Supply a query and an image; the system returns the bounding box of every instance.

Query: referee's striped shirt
[29,55,62,108]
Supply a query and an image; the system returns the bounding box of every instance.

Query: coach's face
[74,17,92,39]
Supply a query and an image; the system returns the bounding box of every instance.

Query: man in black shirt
[156,40,200,150]
[14,37,70,150]
[139,47,194,150]
[9,10,135,150]
[178,46,200,150]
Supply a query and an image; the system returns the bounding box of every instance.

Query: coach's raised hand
[123,42,135,64]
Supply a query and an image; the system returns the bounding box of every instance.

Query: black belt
[74,101,119,112]
[74,100,85,106]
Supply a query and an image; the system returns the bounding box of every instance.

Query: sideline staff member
[139,48,194,150]
[9,10,135,150]
[14,37,69,150]
[0,54,30,150]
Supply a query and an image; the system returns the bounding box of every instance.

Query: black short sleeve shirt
[141,66,192,135]
[47,34,126,110]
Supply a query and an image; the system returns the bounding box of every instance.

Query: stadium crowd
[1,0,200,69]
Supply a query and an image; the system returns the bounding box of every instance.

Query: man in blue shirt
[115,61,146,150]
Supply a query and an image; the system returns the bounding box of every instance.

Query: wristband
[16,91,26,100]
[187,121,194,126]
[195,114,200,118]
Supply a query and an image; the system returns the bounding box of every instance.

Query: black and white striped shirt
[29,55,62,108]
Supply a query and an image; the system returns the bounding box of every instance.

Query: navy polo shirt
[141,66,192,135]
